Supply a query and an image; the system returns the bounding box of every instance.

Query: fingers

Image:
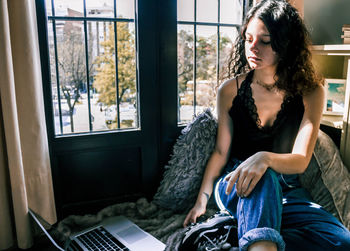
[229,165,262,197]
[237,167,264,197]
[235,170,246,196]
[183,212,195,227]
[183,209,202,227]
[225,169,239,195]
[237,167,256,197]
[224,171,232,181]
[242,176,260,197]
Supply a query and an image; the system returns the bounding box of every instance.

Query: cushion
[153,109,217,211]
[299,130,350,229]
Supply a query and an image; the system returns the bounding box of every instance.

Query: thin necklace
[255,79,277,91]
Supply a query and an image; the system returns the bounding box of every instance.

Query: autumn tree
[93,22,136,111]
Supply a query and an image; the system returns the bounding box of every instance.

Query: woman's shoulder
[302,84,325,99]
[218,73,249,97]
[302,84,325,108]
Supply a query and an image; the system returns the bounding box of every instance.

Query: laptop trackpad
[117,226,148,244]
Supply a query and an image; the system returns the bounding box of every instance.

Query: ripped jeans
[214,159,350,251]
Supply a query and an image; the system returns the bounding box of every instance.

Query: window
[36,0,253,216]
[177,0,249,124]
[46,0,138,135]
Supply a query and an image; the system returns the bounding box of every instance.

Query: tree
[178,29,194,94]
[55,28,92,133]
[177,28,232,107]
[93,22,136,127]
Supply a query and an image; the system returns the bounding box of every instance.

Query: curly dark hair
[222,0,322,96]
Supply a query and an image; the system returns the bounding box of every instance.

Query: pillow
[299,155,339,218]
[153,109,217,211]
[299,130,350,229]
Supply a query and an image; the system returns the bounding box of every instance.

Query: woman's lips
[248,56,261,62]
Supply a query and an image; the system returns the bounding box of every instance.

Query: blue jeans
[214,159,350,251]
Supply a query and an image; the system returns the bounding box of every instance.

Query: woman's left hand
[224,152,269,197]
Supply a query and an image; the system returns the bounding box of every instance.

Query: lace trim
[237,72,292,131]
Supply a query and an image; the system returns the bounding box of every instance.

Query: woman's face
[244,18,278,71]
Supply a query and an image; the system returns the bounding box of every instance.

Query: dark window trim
[46,0,139,136]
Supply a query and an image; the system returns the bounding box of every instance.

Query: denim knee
[237,169,283,231]
[239,227,285,251]
[236,169,284,250]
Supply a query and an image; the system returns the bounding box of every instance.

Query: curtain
[0,0,57,249]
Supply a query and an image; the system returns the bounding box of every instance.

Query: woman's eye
[261,40,271,45]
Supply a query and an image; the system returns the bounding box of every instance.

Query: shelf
[311,44,350,166]
[312,44,350,56]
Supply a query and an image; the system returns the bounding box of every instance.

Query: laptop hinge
[28,209,65,251]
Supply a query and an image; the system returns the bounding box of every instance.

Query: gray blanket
[51,198,218,250]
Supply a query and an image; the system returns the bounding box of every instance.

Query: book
[342,37,350,44]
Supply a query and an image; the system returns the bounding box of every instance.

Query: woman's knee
[253,168,281,196]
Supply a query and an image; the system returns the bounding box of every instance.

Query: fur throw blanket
[51,198,217,250]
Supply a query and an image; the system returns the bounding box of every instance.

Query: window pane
[117,22,137,129]
[55,21,89,134]
[219,26,239,72]
[117,0,135,19]
[197,0,218,23]
[86,0,114,17]
[220,0,243,24]
[46,0,52,16]
[178,25,194,124]
[177,0,194,22]
[47,1,138,135]
[54,0,84,17]
[88,21,115,131]
[89,21,138,131]
[177,1,246,124]
[196,26,217,113]
[48,20,61,134]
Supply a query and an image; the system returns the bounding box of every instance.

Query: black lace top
[229,71,305,161]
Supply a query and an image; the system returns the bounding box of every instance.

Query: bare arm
[226,85,325,197]
[266,85,325,173]
[183,77,239,226]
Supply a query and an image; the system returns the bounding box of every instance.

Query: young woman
[183,1,350,250]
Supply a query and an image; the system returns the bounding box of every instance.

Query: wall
[254,0,304,16]
[304,0,350,45]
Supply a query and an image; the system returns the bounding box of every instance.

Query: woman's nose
[250,39,259,52]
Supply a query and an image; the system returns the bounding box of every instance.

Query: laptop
[29,209,166,251]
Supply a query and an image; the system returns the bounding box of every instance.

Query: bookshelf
[311,44,350,166]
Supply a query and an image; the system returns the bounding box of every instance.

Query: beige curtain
[0,0,57,249]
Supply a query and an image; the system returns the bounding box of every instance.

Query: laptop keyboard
[75,226,130,251]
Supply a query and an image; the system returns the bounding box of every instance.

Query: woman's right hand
[183,203,206,227]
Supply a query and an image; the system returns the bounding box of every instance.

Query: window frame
[177,0,249,124]
[44,0,140,136]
